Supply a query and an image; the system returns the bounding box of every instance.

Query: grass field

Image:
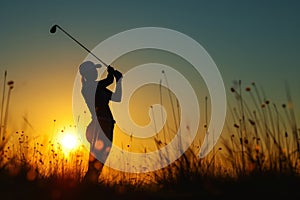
[1,80,300,199]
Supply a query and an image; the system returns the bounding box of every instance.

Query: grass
[1,74,300,199]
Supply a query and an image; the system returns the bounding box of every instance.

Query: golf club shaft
[56,25,109,67]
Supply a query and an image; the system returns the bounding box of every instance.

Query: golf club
[50,24,109,67]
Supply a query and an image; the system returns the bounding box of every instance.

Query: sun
[59,133,79,152]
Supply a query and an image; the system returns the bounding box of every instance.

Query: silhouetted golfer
[79,61,123,183]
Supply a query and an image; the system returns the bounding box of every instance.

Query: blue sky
[0,0,299,133]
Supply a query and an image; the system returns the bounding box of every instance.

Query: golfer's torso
[95,88,113,121]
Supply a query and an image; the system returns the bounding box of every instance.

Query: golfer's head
[79,61,101,81]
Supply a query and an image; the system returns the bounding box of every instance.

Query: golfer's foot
[114,70,123,81]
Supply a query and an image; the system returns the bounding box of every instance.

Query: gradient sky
[0,0,300,138]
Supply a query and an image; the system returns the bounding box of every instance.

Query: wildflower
[186,125,190,131]
[249,119,255,126]
[245,87,251,92]
[281,148,286,153]
[156,140,162,145]
[230,87,235,93]
[265,100,270,105]
[7,80,14,89]
[282,104,286,108]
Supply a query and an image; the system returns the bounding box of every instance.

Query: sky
[0,0,300,143]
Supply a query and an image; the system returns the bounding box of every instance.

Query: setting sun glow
[60,134,78,151]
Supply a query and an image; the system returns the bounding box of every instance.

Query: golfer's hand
[114,70,123,81]
[107,65,115,74]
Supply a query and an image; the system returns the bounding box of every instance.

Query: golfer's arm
[98,73,114,87]
[111,78,122,102]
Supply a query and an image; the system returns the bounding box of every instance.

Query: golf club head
[50,25,58,33]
